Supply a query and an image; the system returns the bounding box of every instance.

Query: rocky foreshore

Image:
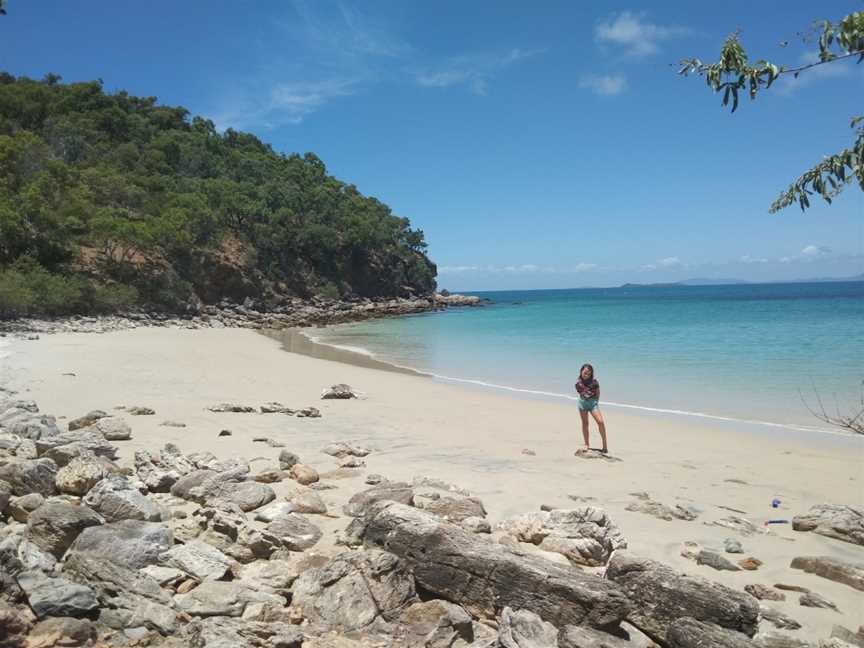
[0,293,485,337]
[1,390,862,648]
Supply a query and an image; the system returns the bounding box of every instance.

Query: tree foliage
[0,74,435,315]
[679,12,864,212]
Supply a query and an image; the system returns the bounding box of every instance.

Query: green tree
[680,12,864,212]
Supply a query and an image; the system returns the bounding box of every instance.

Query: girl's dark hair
[580,363,594,380]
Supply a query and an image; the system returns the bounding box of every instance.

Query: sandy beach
[2,326,862,640]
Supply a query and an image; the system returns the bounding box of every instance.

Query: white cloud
[801,244,831,258]
[578,74,628,96]
[659,256,683,267]
[595,11,690,57]
[439,265,480,274]
[572,263,598,272]
[414,48,542,94]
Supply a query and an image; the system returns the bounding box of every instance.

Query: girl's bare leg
[579,410,590,449]
[590,408,608,452]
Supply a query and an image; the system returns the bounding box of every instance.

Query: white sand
[2,326,862,639]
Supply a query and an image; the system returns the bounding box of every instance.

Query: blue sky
[1,1,862,289]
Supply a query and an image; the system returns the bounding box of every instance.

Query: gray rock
[170,468,216,500]
[26,617,97,647]
[625,493,700,522]
[792,504,863,546]
[54,453,109,496]
[667,617,754,647]
[356,501,632,628]
[287,489,327,515]
[418,496,487,523]
[236,558,300,594]
[290,549,415,631]
[344,482,415,517]
[0,533,58,573]
[128,406,155,416]
[37,429,118,465]
[744,584,785,601]
[83,474,166,522]
[7,492,44,522]
[174,580,285,617]
[171,468,275,512]
[760,605,802,630]
[135,444,195,492]
[0,458,58,497]
[321,384,357,399]
[277,450,300,470]
[605,551,759,642]
[254,501,295,523]
[160,540,233,581]
[5,414,61,440]
[790,555,864,592]
[94,417,132,441]
[322,441,370,457]
[69,519,172,569]
[498,607,558,648]
[798,591,838,611]
[68,411,108,431]
[462,516,492,534]
[16,571,98,619]
[139,565,185,587]
[725,538,744,554]
[399,599,474,647]
[260,402,295,414]
[696,550,741,572]
[26,501,103,558]
[208,403,255,413]
[0,478,12,514]
[558,625,633,647]
[266,513,322,551]
[831,626,864,647]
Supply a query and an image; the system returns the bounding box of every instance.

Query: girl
[575,363,608,453]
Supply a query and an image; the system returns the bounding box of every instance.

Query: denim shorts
[578,398,599,412]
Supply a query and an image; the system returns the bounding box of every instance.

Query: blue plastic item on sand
[771,498,781,508]
[764,519,789,525]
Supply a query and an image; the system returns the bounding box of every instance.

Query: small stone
[696,550,740,572]
[365,474,385,485]
[724,538,744,553]
[128,407,155,416]
[218,430,232,437]
[775,583,810,593]
[522,449,536,456]
[321,384,357,399]
[738,557,763,571]
[289,464,319,485]
[278,450,300,470]
[295,407,320,418]
[254,469,285,484]
[94,417,132,441]
[744,584,785,601]
[462,516,492,534]
[799,591,839,611]
[160,421,187,428]
[68,410,108,431]
[208,403,255,413]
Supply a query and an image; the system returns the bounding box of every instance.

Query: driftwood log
[355,501,633,629]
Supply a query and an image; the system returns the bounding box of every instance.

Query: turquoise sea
[310,282,864,433]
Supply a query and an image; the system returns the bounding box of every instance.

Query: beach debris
[696,550,740,572]
[67,410,107,431]
[208,403,255,413]
[775,583,810,593]
[573,447,622,462]
[252,436,285,448]
[724,538,744,553]
[497,506,627,567]
[321,383,358,399]
[771,498,782,508]
[606,551,760,642]
[295,407,321,418]
[717,505,749,514]
[723,478,749,485]
[289,463,319,486]
[759,605,802,631]
[792,503,864,547]
[666,617,756,648]
[737,557,763,571]
[159,420,186,427]
[259,401,294,414]
[765,519,790,525]
[355,501,633,628]
[521,448,536,456]
[799,591,839,612]
[567,494,596,503]
[322,441,371,458]
[744,584,785,601]
[790,555,864,592]
[218,429,231,437]
[705,515,768,536]
[127,406,155,416]
[344,482,415,517]
[625,492,700,522]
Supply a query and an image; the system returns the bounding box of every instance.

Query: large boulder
[0,459,58,497]
[68,519,172,569]
[605,551,759,643]
[15,571,98,619]
[498,507,627,566]
[792,504,863,547]
[790,555,864,592]
[417,496,487,523]
[344,482,415,517]
[498,607,559,648]
[54,454,109,496]
[236,558,300,594]
[35,430,117,465]
[67,410,108,431]
[160,540,233,581]
[667,617,754,647]
[290,550,416,631]
[171,467,275,512]
[266,513,322,551]
[174,580,285,618]
[26,501,103,559]
[93,417,132,441]
[82,474,166,522]
[354,501,633,628]
[399,599,475,647]
[135,444,196,492]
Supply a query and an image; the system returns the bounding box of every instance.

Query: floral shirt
[575,378,599,400]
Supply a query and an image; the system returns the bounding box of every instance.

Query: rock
[0,602,33,647]
[725,538,744,553]
[625,493,699,522]
[68,519,172,569]
[289,464,319,486]
[462,516,492,534]
[93,417,132,441]
[355,501,632,628]
[0,478,11,513]
[667,617,754,648]
[139,565,185,587]
[82,474,166,522]
[498,507,627,567]
[7,493,44,522]
[290,550,415,631]
[25,616,97,648]
[260,402,294,414]
[412,476,470,496]
[831,626,864,647]
[0,533,58,574]
[707,516,768,537]
[161,539,233,581]
[172,468,275,512]
[62,552,177,634]
[236,558,300,594]
[278,450,300,470]
[522,449,536,456]
[295,407,321,418]
[254,501,295,523]
[344,482,415,517]
[3,414,60,441]
[193,507,281,562]
[605,551,759,642]
[760,605,802,630]
[418,496,486,523]
[135,444,196,492]
[498,607,558,648]
[696,550,741,571]
[174,580,285,617]
[738,557,762,571]
[0,459,58,497]
[322,441,370,458]
[799,591,839,611]
[160,420,187,428]
[399,599,474,647]
[218,429,232,437]
[365,474,385,486]
[26,502,103,558]
[337,457,365,468]
[128,406,155,416]
[792,504,863,546]
[321,384,357,399]
[208,403,255,413]
[253,469,285,483]
[790,555,864,592]
[16,571,98,619]
[744,584,785,601]
[266,513,322,551]
[38,430,118,467]
[54,454,108,496]
[68,410,108,431]
[288,489,327,515]
[558,625,634,647]
[774,583,810,593]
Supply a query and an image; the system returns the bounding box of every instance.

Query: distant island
[621,273,864,288]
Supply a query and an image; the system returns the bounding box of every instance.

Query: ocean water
[310,282,864,432]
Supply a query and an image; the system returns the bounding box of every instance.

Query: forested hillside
[0,74,436,316]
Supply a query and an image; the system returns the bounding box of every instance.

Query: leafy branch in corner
[679,12,864,212]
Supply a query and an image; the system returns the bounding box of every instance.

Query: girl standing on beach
[575,363,608,453]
